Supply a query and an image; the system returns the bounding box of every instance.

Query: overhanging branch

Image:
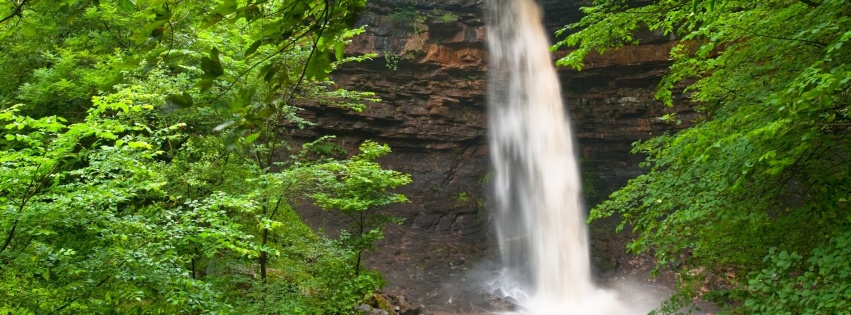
[0,0,30,25]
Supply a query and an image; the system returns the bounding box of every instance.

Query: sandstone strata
[293,0,695,311]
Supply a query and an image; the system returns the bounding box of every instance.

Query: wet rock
[593,256,618,277]
[482,291,522,312]
[293,0,695,311]
[358,304,390,315]
[382,293,422,315]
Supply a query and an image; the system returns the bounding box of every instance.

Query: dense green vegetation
[0,0,411,314]
[556,0,850,314]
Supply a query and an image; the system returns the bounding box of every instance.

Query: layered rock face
[294,0,695,310]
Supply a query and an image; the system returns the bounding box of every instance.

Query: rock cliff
[293,0,696,311]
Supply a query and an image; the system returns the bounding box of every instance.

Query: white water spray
[485,0,634,313]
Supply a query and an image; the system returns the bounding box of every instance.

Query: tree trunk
[260,228,268,283]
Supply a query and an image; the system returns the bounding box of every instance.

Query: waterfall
[485,0,630,313]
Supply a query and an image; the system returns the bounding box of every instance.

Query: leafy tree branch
[0,0,29,25]
[558,0,851,313]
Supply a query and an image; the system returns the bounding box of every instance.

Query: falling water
[485,0,630,313]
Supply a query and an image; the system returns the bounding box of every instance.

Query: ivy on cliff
[555,0,850,314]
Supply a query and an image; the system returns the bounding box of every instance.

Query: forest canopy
[556,0,851,314]
[0,0,410,314]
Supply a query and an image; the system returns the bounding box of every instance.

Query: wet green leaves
[196,47,224,93]
[117,0,136,11]
[1,1,393,313]
[737,232,851,314]
[306,43,332,80]
[244,40,263,57]
[201,47,224,79]
[164,92,194,111]
[560,0,851,313]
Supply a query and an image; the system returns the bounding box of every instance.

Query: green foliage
[0,0,374,120]
[438,12,459,24]
[557,0,851,313]
[387,4,418,26]
[455,192,469,205]
[734,231,851,315]
[385,51,401,71]
[1,0,408,314]
[1,97,231,314]
[312,141,411,214]
[386,1,426,35]
[311,141,412,275]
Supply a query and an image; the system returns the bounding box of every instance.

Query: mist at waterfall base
[483,0,662,314]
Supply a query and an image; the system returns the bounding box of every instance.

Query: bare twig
[0,0,29,25]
